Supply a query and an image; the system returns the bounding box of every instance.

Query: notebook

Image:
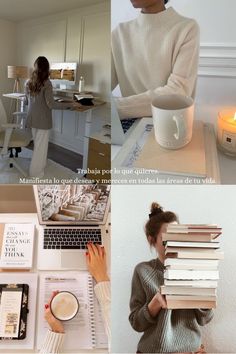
[0,273,37,350]
[134,120,206,177]
[37,272,108,351]
[0,284,29,340]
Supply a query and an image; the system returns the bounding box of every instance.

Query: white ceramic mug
[151,94,194,149]
[50,291,79,321]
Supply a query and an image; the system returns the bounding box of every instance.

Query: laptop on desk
[34,185,110,270]
[111,96,139,145]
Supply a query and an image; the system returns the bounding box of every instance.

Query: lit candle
[217,110,236,156]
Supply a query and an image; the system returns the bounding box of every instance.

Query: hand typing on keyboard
[86,243,109,283]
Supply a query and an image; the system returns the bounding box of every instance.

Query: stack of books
[161,224,224,309]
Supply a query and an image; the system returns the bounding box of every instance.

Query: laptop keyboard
[43,228,102,249]
[121,118,137,133]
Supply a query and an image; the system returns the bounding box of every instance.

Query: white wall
[111,0,236,131]
[15,1,110,154]
[0,19,17,114]
[111,185,236,353]
[17,1,110,99]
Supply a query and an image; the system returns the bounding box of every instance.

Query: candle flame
[234,113,236,121]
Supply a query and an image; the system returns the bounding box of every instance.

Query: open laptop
[34,185,110,270]
[111,95,139,145]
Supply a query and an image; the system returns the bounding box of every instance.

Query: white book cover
[164,279,218,287]
[162,233,216,242]
[165,247,224,259]
[0,224,35,269]
[164,258,219,267]
[164,269,219,280]
[165,241,220,248]
[161,286,217,296]
[166,229,221,234]
[166,295,216,301]
[166,224,221,233]
[165,264,218,270]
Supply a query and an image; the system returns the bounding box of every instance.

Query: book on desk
[112,118,221,183]
[0,283,29,340]
[0,223,35,270]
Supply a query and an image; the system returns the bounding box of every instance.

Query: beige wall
[0,19,17,114]
[0,185,36,213]
[16,1,110,100]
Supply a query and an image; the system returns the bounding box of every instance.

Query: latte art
[51,292,79,321]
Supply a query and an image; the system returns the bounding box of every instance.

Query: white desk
[3,94,106,171]
[0,213,110,354]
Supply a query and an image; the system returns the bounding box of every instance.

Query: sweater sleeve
[111,51,118,91]
[194,309,214,326]
[94,281,111,350]
[116,21,200,119]
[39,330,65,353]
[129,267,157,332]
[44,81,72,110]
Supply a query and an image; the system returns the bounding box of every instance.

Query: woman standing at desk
[25,56,70,178]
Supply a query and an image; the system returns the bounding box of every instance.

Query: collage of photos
[0,0,236,354]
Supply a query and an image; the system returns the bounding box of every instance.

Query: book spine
[88,275,96,348]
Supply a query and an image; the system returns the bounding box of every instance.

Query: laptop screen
[34,185,110,225]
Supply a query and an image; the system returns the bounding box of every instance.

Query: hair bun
[149,202,163,219]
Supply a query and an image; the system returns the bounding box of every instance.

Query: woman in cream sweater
[112,0,200,118]
[40,243,111,353]
[129,203,213,353]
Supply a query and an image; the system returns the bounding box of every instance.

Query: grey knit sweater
[129,259,214,353]
[25,79,71,130]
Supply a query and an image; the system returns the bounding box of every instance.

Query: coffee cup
[151,94,194,149]
[50,291,79,321]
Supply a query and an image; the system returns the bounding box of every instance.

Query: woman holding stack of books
[40,243,111,353]
[129,203,213,353]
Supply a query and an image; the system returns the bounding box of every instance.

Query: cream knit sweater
[112,7,200,119]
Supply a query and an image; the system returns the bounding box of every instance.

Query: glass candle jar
[217,110,236,157]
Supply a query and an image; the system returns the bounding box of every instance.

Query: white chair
[0,99,31,177]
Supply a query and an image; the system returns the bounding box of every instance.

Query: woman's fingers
[87,242,95,255]
[160,295,167,309]
[87,242,99,256]
[102,246,107,258]
[48,290,59,305]
[85,251,90,265]
[96,244,104,257]
[88,243,106,258]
